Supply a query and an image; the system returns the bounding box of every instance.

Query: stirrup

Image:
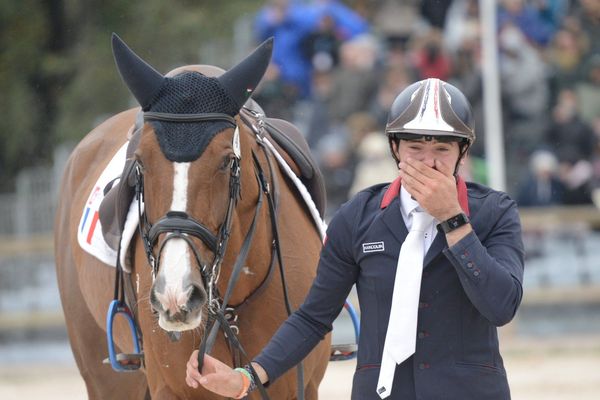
[330,300,360,361]
[105,299,144,371]
[102,353,144,368]
[330,344,358,361]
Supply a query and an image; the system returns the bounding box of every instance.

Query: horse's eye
[219,155,232,171]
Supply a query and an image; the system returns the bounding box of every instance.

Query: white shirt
[400,186,438,253]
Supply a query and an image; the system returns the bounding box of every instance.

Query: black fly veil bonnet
[111,33,273,161]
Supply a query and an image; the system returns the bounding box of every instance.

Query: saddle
[241,99,326,216]
[98,100,326,252]
[98,114,143,251]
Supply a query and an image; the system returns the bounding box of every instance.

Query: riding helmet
[385,78,475,146]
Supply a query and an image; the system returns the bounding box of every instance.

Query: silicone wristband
[234,367,252,399]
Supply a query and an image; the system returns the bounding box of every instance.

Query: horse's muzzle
[150,282,206,331]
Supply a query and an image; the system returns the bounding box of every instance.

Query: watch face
[442,213,469,233]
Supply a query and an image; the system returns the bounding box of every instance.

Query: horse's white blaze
[170,162,189,212]
[156,162,199,329]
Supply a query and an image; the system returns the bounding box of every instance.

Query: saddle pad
[77,141,141,271]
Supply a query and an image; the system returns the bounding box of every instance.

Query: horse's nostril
[150,290,162,313]
[187,284,206,310]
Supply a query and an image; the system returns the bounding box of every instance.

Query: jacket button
[466,262,473,269]
[473,269,480,277]
[418,362,430,370]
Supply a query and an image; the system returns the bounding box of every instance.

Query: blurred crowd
[251,0,600,218]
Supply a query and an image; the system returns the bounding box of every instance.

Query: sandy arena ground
[1,336,599,399]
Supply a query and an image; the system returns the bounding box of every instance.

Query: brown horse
[54,34,330,399]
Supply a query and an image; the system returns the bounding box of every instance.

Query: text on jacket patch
[362,241,385,253]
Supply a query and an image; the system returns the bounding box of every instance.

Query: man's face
[393,138,461,170]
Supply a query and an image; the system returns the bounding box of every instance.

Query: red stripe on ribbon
[86,211,100,244]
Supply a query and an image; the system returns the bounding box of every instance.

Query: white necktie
[377,210,433,399]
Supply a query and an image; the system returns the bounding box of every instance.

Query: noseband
[135,111,244,309]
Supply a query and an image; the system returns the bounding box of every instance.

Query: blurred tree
[0,0,68,189]
[0,0,262,191]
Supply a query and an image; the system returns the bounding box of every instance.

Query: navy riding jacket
[254,178,525,399]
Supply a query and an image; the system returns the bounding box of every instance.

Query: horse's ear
[111,33,165,109]
[217,37,274,110]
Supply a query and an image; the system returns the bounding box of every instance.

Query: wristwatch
[438,212,470,234]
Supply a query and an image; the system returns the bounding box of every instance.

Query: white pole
[479,0,506,191]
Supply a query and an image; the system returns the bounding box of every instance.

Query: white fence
[0,145,72,237]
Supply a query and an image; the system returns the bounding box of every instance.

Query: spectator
[345,111,378,152]
[255,0,316,99]
[370,63,414,127]
[254,0,369,100]
[373,0,424,50]
[314,0,370,40]
[498,0,556,47]
[316,130,356,219]
[302,14,342,73]
[328,34,380,123]
[573,0,600,56]
[532,0,570,32]
[443,0,481,55]
[558,158,595,204]
[575,54,600,126]
[517,150,565,207]
[545,27,589,102]
[448,36,484,157]
[420,0,454,29]
[499,25,550,193]
[546,89,596,165]
[409,29,453,81]
[546,89,597,204]
[348,131,398,197]
[589,118,600,206]
[305,69,335,149]
[252,63,296,121]
[499,25,549,124]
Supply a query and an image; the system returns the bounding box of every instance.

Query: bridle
[128,110,283,399]
[135,111,242,310]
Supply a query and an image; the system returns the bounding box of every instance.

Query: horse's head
[112,34,272,332]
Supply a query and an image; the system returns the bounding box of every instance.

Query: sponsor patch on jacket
[362,241,385,253]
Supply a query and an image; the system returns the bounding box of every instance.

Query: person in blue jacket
[185,78,525,399]
[254,0,369,99]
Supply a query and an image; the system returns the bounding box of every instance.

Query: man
[185,78,525,399]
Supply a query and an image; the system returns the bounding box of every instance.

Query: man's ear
[391,139,399,155]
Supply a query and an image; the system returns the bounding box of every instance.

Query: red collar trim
[380,176,470,216]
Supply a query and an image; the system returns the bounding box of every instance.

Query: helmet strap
[453,142,470,176]
[389,137,401,166]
